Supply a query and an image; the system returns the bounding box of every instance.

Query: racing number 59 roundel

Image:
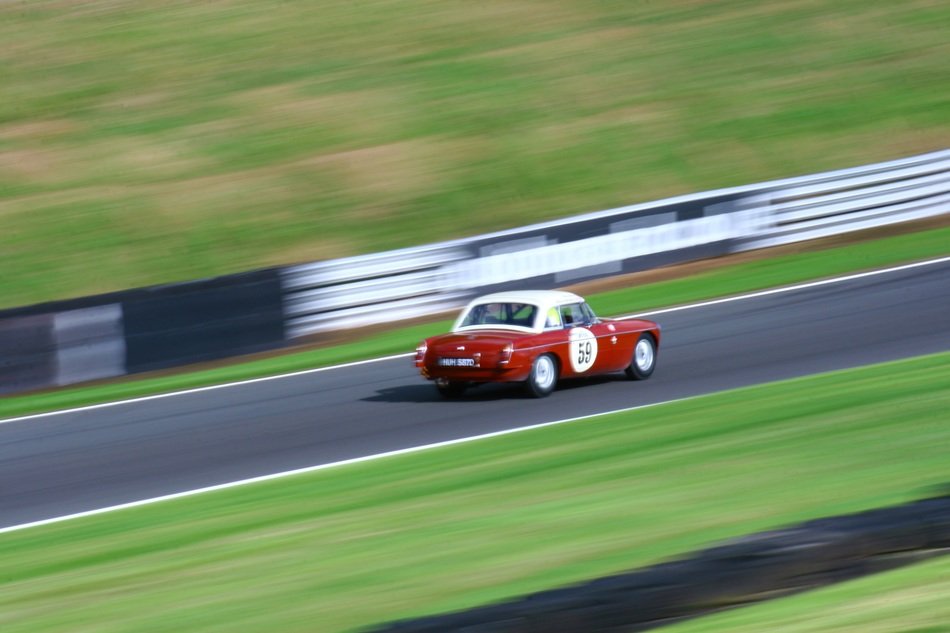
[569,327,598,373]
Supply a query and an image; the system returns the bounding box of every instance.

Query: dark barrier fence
[368,495,950,633]
[123,269,285,374]
[0,314,56,395]
[0,270,286,395]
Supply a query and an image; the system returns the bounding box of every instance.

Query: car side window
[559,303,586,327]
[581,302,598,324]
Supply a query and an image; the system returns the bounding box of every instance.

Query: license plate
[438,357,475,367]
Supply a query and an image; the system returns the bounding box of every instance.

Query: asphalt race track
[2,259,949,531]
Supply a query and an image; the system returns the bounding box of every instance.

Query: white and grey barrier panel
[281,148,950,337]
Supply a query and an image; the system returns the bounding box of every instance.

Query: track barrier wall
[0,314,56,395]
[1,149,947,394]
[0,270,285,395]
[122,269,285,374]
[282,148,949,336]
[53,305,125,387]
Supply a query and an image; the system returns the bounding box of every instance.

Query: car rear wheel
[524,354,558,398]
[625,333,657,380]
[435,378,467,398]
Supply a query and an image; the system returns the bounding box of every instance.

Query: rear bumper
[419,364,530,383]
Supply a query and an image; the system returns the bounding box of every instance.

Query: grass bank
[1,352,948,632]
[1,0,947,307]
[2,223,948,420]
[664,555,950,633]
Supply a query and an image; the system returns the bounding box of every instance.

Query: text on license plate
[438,357,475,367]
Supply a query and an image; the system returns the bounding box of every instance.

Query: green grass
[663,556,950,633]
[1,352,947,632]
[2,223,948,420]
[1,0,948,307]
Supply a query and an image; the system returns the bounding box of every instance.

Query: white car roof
[452,290,587,333]
[464,290,584,309]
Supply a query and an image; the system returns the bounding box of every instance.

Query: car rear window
[460,303,538,328]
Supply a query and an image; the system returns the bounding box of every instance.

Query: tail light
[498,342,513,365]
[414,341,427,365]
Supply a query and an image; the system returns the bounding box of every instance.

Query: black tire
[625,333,657,380]
[524,354,558,398]
[435,379,467,398]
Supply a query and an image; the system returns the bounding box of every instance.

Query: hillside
[1,0,947,307]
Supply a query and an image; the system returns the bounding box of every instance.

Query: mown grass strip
[662,555,950,633]
[1,352,947,632]
[2,224,948,420]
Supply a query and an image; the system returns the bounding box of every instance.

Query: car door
[559,302,627,376]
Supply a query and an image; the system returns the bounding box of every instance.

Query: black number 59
[578,341,592,364]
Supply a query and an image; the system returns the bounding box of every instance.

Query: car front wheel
[625,333,657,380]
[524,354,558,398]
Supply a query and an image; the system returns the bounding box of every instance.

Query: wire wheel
[625,334,657,380]
[525,354,558,397]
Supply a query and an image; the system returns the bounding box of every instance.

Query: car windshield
[459,302,538,328]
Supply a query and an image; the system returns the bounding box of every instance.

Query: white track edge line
[0,396,690,535]
[0,352,412,425]
[3,255,949,426]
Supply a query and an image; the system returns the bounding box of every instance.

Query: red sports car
[415,290,660,398]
